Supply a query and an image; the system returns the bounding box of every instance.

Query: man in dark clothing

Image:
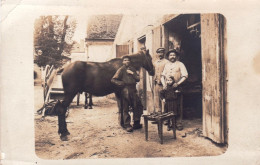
[153,47,168,113]
[111,55,143,132]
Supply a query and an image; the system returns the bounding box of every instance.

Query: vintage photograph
[33,14,228,159]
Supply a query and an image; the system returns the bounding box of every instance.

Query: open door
[201,14,227,143]
[116,44,129,58]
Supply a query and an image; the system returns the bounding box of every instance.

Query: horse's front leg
[57,95,74,141]
[76,93,80,106]
[58,111,70,141]
[88,93,93,109]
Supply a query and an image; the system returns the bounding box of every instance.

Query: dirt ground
[34,85,227,160]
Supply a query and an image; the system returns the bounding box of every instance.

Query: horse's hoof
[65,131,70,136]
[84,106,88,109]
[60,135,68,141]
[89,106,93,109]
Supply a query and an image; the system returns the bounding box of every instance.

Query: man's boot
[126,126,133,132]
[133,120,142,130]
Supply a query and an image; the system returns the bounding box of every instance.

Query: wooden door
[152,26,162,57]
[116,45,129,58]
[128,41,134,54]
[201,14,227,143]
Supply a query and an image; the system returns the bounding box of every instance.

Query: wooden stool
[143,112,176,144]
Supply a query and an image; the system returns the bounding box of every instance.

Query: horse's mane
[106,51,143,63]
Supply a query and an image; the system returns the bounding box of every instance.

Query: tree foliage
[34,15,77,68]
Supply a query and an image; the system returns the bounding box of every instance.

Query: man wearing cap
[111,55,143,132]
[153,47,169,113]
[161,49,188,130]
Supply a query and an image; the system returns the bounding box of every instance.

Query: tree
[34,15,77,68]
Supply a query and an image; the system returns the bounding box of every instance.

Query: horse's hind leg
[84,93,93,109]
[88,94,93,109]
[84,92,88,109]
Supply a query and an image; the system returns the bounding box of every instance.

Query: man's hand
[173,83,179,88]
[118,82,125,87]
[126,69,134,75]
[162,99,166,103]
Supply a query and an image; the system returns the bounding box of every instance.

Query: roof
[86,15,123,40]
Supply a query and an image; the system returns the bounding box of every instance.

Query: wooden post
[144,117,148,141]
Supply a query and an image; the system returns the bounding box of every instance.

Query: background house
[71,39,85,53]
[85,15,122,62]
[70,39,86,62]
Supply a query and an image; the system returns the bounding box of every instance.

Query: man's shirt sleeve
[132,68,140,82]
[112,68,122,80]
[180,62,188,78]
[161,63,167,77]
[111,68,124,87]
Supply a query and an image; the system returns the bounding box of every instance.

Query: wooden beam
[187,22,200,29]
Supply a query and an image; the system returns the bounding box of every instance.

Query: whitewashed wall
[87,44,113,62]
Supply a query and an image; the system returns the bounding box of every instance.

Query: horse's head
[141,49,155,76]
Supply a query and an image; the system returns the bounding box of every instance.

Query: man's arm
[161,75,167,89]
[161,64,167,89]
[175,77,187,86]
[173,62,188,87]
[127,67,140,82]
[132,70,140,82]
[111,68,125,87]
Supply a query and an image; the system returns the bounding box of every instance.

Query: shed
[112,14,228,144]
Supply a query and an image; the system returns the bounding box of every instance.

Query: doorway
[163,14,227,144]
[164,14,202,121]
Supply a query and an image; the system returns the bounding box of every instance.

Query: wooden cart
[39,65,65,117]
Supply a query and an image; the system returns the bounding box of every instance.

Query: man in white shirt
[161,49,188,130]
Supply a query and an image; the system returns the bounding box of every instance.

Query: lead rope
[142,50,156,114]
[147,73,156,114]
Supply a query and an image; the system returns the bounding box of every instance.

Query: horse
[54,49,155,141]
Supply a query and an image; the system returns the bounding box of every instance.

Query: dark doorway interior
[164,14,202,120]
